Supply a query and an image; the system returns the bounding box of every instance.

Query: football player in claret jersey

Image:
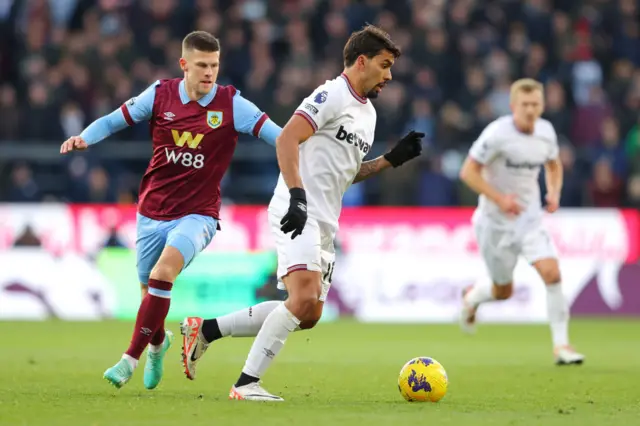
[458,78,585,365]
[180,25,424,401]
[60,31,282,389]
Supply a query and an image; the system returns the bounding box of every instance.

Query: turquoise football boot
[103,358,134,389]
[143,329,174,390]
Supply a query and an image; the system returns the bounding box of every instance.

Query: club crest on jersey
[314,91,328,104]
[207,111,223,129]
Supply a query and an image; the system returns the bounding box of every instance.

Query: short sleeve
[469,122,500,165]
[120,80,160,125]
[294,83,342,132]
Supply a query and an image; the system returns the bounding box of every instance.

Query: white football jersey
[468,115,559,229]
[270,74,377,233]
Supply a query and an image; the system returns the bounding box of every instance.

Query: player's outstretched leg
[533,258,585,365]
[462,225,518,334]
[181,300,321,381]
[181,300,282,380]
[460,281,510,334]
[229,270,323,401]
[104,247,182,389]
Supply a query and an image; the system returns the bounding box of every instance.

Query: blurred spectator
[456,66,488,112]
[0,84,20,139]
[487,78,512,118]
[571,87,612,147]
[84,166,117,203]
[22,81,64,141]
[403,99,435,148]
[556,144,585,207]
[543,80,571,140]
[587,159,624,207]
[411,68,443,106]
[60,102,85,139]
[592,117,627,178]
[437,102,474,150]
[417,157,457,206]
[607,59,635,106]
[626,174,640,209]
[7,163,40,202]
[626,114,640,173]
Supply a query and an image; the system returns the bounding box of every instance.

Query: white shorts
[268,209,336,302]
[474,220,557,285]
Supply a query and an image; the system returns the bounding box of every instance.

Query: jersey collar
[339,73,368,104]
[179,79,217,107]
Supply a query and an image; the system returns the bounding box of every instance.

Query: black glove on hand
[383,130,425,167]
[280,187,308,239]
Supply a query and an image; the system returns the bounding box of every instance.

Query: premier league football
[1,1,638,425]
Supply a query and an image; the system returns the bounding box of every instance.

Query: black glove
[280,187,308,239]
[383,130,425,167]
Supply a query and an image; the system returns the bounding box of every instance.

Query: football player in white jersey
[179,25,424,400]
[459,78,585,366]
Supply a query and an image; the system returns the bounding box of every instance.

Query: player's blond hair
[510,78,543,101]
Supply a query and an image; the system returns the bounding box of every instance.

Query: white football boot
[229,382,284,402]
[459,285,477,334]
[180,317,210,380]
[554,346,585,365]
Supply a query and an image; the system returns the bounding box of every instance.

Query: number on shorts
[323,261,336,284]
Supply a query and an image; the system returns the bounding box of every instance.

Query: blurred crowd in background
[0,0,639,208]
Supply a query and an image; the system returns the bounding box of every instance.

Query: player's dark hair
[343,25,401,67]
[182,31,220,53]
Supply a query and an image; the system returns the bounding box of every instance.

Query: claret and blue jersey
[81,79,279,148]
[79,78,282,283]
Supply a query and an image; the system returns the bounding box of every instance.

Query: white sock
[242,303,300,378]
[218,301,282,337]
[465,281,495,307]
[148,344,162,353]
[121,354,138,369]
[546,283,569,347]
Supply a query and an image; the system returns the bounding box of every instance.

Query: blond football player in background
[459,78,585,365]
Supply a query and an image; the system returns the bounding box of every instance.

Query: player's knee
[299,319,319,330]
[533,258,561,285]
[149,261,179,283]
[297,300,324,329]
[541,269,561,285]
[286,272,322,321]
[492,284,513,300]
[289,295,319,321]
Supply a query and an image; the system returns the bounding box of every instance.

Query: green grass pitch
[0,319,639,425]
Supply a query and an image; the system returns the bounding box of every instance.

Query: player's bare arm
[352,130,424,183]
[276,114,314,189]
[276,114,315,239]
[353,156,391,183]
[459,156,522,215]
[544,157,563,213]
